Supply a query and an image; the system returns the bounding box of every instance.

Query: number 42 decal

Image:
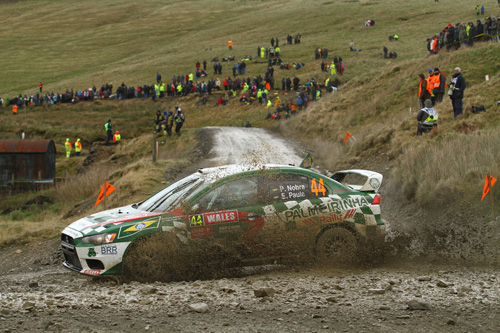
[311,178,326,196]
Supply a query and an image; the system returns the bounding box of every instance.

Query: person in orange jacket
[74,138,82,156]
[418,74,432,108]
[432,68,447,103]
[228,40,233,50]
[12,104,18,114]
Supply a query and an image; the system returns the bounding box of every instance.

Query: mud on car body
[61,164,386,278]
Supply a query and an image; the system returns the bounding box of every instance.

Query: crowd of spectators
[427,15,499,56]
[0,30,346,123]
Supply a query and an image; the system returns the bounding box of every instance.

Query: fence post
[10,174,14,197]
[152,133,157,163]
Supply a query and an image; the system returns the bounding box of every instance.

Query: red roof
[0,140,55,153]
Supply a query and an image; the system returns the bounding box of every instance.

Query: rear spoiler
[330,169,383,193]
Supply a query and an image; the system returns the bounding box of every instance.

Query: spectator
[449,67,466,119]
[105,119,113,146]
[174,107,185,136]
[418,74,432,108]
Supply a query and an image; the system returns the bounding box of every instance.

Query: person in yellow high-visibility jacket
[74,138,82,156]
[113,131,121,143]
[65,138,73,158]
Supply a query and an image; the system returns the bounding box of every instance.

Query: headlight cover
[81,233,116,245]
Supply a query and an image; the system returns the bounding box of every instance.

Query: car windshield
[136,174,206,213]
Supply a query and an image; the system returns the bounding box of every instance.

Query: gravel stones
[189,303,209,313]
[253,288,275,297]
[406,300,430,310]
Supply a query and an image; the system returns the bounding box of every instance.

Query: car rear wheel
[122,233,187,282]
[315,227,357,266]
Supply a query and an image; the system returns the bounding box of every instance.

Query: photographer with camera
[417,99,438,136]
[449,67,466,119]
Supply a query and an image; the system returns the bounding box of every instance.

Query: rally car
[61,164,386,281]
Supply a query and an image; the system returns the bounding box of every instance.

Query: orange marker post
[344,132,352,143]
[105,182,116,196]
[95,182,116,209]
[482,174,496,219]
[94,184,106,207]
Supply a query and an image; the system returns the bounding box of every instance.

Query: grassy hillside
[1,0,500,245]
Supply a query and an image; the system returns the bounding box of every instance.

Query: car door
[188,176,265,248]
[254,172,333,258]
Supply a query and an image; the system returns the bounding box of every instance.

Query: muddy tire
[315,227,358,266]
[122,233,187,283]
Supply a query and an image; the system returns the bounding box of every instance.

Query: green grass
[1,0,500,244]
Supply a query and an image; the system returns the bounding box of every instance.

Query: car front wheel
[122,233,187,282]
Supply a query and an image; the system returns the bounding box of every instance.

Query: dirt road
[1,127,499,332]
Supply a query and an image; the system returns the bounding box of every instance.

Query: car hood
[62,205,163,239]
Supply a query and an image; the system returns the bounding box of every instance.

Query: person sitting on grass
[216,96,227,105]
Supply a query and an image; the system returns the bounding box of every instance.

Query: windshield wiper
[149,178,200,212]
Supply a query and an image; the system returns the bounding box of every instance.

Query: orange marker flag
[105,182,116,196]
[481,174,497,201]
[344,132,352,143]
[94,183,106,207]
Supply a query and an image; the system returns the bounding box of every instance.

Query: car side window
[258,173,327,203]
[196,177,259,211]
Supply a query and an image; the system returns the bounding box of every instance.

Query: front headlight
[81,233,116,245]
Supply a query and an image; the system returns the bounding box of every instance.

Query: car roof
[196,164,309,182]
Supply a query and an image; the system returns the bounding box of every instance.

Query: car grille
[61,233,82,271]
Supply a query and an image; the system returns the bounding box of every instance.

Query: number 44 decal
[311,178,326,196]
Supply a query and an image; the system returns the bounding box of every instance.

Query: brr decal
[100,245,118,255]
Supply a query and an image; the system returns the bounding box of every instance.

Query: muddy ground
[1,128,499,332]
[0,240,499,332]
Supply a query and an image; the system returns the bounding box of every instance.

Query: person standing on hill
[489,17,498,42]
[228,40,233,50]
[105,119,113,146]
[174,107,185,136]
[203,59,207,71]
[432,68,446,103]
[166,111,174,137]
[65,138,73,158]
[427,68,437,105]
[39,82,43,92]
[449,67,466,119]
[418,74,432,108]
[74,138,82,156]
[157,72,161,83]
